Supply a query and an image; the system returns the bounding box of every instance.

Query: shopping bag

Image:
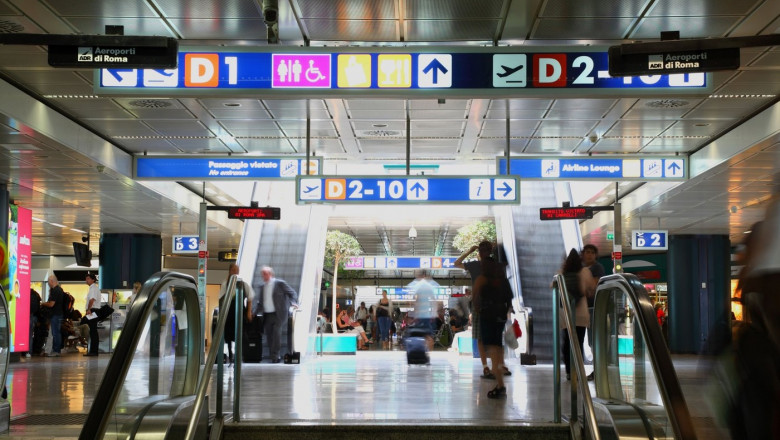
[504,321,519,349]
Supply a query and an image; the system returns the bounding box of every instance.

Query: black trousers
[87,313,99,354]
[562,326,586,375]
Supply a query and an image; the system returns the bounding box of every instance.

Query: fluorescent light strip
[31,217,45,222]
[71,228,87,234]
[49,222,67,228]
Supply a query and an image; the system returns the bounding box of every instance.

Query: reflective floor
[2,348,728,439]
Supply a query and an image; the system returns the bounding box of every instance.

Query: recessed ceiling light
[49,222,67,228]
[372,124,388,128]
[223,103,241,107]
[694,123,710,127]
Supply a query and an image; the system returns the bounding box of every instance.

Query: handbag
[504,320,519,349]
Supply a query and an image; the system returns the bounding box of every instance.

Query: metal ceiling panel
[63,17,177,37]
[587,137,644,153]
[525,137,584,153]
[631,16,742,39]
[406,0,506,19]
[484,109,548,119]
[406,19,499,41]
[412,129,463,138]
[715,83,780,96]
[408,109,468,119]
[474,138,529,155]
[536,120,599,135]
[268,108,331,119]
[144,120,214,136]
[749,50,780,68]
[533,18,634,39]
[166,138,230,152]
[168,18,268,39]
[3,70,90,85]
[208,109,273,119]
[152,0,263,18]
[351,121,406,131]
[29,84,95,96]
[199,98,264,109]
[0,14,45,33]
[282,129,339,137]
[277,120,335,130]
[303,19,397,41]
[482,119,541,132]
[296,0,396,19]
[348,110,406,120]
[646,0,761,16]
[125,109,196,119]
[641,137,705,152]
[113,139,178,153]
[346,100,405,111]
[83,120,158,137]
[662,120,733,137]
[287,138,344,154]
[491,99,553,110]
[605,120,674,137]
[235,138,295,153]
[44,0,158,17]
[541,0,648,17]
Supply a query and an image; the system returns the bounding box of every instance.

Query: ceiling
[0,0,777,267]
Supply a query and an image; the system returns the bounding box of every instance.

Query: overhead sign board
[631,230,669,250]
[540,207,593,220]
[49,38,178,68]
[296,175,520,204]
[173,235,199,254]
[95,46,711,98]
[498,156,687,181]
[608,46,739,76]
[134,156,321,180]
[344,256,460,270]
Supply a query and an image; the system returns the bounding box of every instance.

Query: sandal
[487,386,506,399]
[481,366,495,380]
[502,366,512,376]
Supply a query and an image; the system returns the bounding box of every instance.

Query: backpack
[479,277,512,322]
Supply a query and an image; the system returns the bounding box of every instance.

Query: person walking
[375,290,393,349]
[83,273,101,356]
[219,263,255,364]
[581,244,605,381]
[255,266,298,363]
[559,249,595,381]
[40,275,64,357]
[474,257,512,399]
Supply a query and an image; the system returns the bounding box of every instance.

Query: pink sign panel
[272,54,331,88]
[344,257,364,269]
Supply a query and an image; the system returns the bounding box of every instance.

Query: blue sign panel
[96,47,710,97]
[135,156,321,180]
[173,235,199,254]
[631,230,668,251]
[296,176,520,204]
[497,156,687,181]
[344,256,459,270]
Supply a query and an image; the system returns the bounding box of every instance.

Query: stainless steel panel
[541,0,648,17]
[406,19,499,41]
[533,17,635,39]
[296,0,396,19]
[303,19,397,41]
[405,0,506,19]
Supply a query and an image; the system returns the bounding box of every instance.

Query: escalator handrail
[552,273,601,440]
[593,273,697,440]
[80,271,201,440]
[184,275,242,440]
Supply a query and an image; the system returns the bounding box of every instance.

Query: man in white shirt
[255,266,298,363]
[84,273,101,357]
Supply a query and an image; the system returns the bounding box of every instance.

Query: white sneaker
[25,353,31,358]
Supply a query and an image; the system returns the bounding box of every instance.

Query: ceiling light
[408,226,418,239]
[217,196,230,202]
[49,222,67,228]
[223,103,241,107]
[31,217,45,222]
[372,124,388,128]
[71,228,87,233]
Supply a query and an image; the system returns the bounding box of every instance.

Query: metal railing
[185,275,245,440]
[80,272,201,440]
[552,273,600,440]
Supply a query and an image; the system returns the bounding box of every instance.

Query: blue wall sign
[497,156,687,181]
[631,230,668,251]
[173,235,199,254]
[135,156,321,180]
[344,256,459,270]
[296,175,520,204]
[96,47,710,98]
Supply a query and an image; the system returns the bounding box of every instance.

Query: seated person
[450,313,468,333]
[337,308,371,350]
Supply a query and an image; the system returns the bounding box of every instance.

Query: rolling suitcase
[405,327,429,365]
[243,315,263,363]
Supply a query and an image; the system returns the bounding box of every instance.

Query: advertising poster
[8,205,31,352]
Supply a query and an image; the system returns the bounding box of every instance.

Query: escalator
[555,272,697,439]
[79,272,246,440]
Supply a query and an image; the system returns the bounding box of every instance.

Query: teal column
[99,233,162,290]
[667,235,731,354]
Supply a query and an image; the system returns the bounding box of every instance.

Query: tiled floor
[1,348,729,439]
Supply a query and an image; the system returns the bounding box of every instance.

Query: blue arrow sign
[497,156,688,181]
[296,175,519,204]
[135,156,322,180]
[107,68,135,82]
[422,58,448,84]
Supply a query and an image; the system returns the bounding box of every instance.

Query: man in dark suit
[255,266,299,363]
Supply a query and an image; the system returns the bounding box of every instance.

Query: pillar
[667,235,731,354]
[99,233,162,290]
